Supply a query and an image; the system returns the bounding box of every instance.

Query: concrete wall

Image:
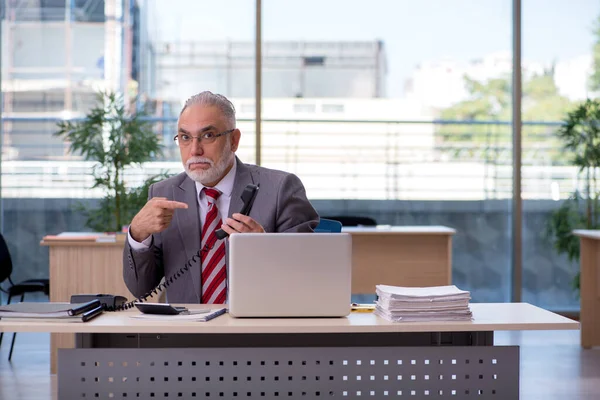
[0,198,579,310]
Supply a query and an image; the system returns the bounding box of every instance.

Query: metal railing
[0,116,575,200]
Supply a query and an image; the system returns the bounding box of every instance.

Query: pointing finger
[155,200,188,209]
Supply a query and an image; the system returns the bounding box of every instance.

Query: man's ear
[231,129,241,152]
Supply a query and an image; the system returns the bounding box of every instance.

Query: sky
[146,0,600,97]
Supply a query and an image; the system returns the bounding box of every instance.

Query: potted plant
[547,98,600,291]
[55,92,168,233]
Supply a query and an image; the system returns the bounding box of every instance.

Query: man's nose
[189,140,204,156]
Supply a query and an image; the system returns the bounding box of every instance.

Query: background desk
[573,230,600,348]
[0,303,577,399]
[343,226,455,293]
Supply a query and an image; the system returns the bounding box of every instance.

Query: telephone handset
[83,183,260,312]
[216,183,260,239]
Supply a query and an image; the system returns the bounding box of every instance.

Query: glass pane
[522,0,600,310]
[0,0,255,289]
[147,0,256,165]
[0,0,109,289]
[263,0,513,302]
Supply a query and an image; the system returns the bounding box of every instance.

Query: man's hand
[129,197,188,242]
[221,213,265,235]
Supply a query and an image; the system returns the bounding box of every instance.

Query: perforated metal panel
[59,346,519,399]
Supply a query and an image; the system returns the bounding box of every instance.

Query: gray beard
[184,149,235,185]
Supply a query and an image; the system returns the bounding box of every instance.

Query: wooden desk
[573,230,600,348]
[40,226,454,373]
[343,226,455,293]
[0,303,577,399]
[0,303,577,334]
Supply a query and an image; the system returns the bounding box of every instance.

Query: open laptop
[228,233,352,318]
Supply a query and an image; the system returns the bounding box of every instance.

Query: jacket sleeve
[275,173,320,233]
[122,183,165,298]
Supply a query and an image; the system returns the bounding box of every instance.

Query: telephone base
[70,294,127,310]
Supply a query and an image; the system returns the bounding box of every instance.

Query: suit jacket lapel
[174,176,201,302]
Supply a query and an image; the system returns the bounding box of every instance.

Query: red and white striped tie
[200,188,227,304]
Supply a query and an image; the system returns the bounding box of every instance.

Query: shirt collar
[195,159,237,199]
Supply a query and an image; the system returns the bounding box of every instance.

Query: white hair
[179,91,236,128]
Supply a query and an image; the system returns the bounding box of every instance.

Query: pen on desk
[203,308,227,321]
[351,303,376,313]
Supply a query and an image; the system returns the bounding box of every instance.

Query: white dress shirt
[128,161,237,250]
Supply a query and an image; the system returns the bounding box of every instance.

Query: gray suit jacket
[123,157,320,303]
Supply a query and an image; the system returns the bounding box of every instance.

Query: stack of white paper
[375,285,472,322]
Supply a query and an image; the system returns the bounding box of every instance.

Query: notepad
[130,308,227,322]
[0,300,103,322]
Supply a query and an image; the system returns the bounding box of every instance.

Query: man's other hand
[221,213,265,235]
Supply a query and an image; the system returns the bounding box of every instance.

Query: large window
[0,0,256,284]
[143,0,256,164]
[263,0,513,301]
[1,0,595,308]
[522,0,600,310]
[1,0,108,284]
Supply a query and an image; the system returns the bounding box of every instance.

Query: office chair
[321,216,377,227]
[0,233,50,361]
[315,218,343,233]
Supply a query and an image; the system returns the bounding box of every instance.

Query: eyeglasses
[173,129,234,146]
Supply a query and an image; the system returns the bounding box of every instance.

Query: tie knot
[204,188,221,203]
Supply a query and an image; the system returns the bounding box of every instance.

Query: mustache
[186,157,214,168]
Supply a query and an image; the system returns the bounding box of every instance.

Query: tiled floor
[0,332,54,400]
[496,330,600,399]
[0,329,599,399]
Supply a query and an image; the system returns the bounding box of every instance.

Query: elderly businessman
[123,91,319,303]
